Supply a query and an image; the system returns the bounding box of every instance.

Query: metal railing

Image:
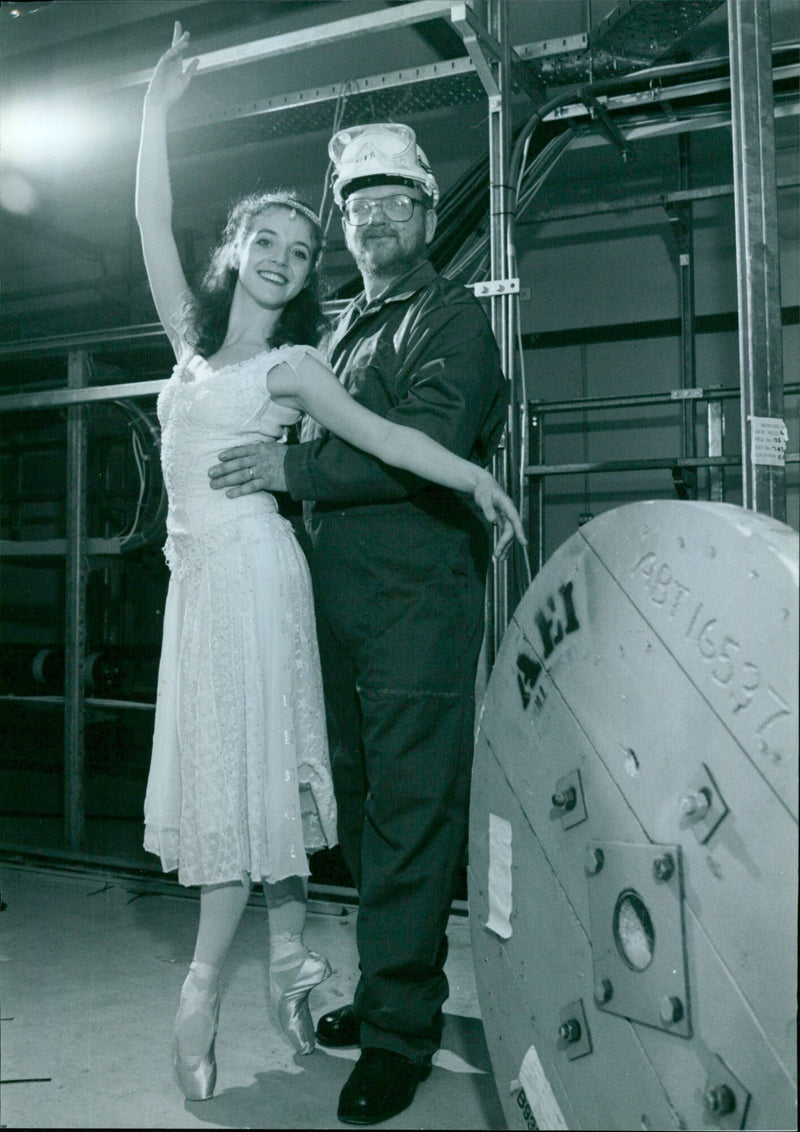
[523,382,799,576]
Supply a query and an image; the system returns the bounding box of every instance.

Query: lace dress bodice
[157,347,311,577]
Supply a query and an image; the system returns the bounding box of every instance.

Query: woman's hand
[144,22,199,113]
[473,471,528,560]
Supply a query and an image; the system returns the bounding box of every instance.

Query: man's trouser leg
[353,679,473,1062]
[311,516,486,1064]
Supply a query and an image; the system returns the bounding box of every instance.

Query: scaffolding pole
[64,350,89,851]
[728,0,786,519]
[452,0,522,654]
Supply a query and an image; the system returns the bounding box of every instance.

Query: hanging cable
[319,83,350,245]
[116,427,147,543]
[111,399,167,553]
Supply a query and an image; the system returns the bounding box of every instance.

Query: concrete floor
[0,861,507,1130]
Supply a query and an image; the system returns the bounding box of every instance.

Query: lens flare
[0,168,38,214]
[1,97,104,168]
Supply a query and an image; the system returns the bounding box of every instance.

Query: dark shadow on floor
[187,1014,507,1130]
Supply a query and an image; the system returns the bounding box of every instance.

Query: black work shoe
[316,1003,361,1048]
[337,1048,431,1125]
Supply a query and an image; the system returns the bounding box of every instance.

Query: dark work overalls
[284,260,507,1065]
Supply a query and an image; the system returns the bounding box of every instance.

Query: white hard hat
[328,123,440,208]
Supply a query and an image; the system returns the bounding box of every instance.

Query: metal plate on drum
[585,840,690,1037]
[470,501,798,1131]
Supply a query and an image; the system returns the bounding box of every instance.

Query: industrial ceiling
[0,0,797,350]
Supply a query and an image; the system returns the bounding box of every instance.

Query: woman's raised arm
[135,22,199,358]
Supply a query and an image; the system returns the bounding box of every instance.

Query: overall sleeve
[284,295,507,504]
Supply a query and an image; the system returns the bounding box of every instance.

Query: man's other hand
[208,441,288,496]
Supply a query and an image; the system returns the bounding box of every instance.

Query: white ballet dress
[143,345,337,887]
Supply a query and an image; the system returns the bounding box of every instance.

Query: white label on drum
[517,1044,568,1130]
[485,813,513,939]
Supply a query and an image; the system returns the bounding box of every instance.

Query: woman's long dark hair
[179,191,329,357]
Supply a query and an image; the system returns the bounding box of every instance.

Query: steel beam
[727,0,786,518]
[0,380,166,412]
[64,350,89,851]
[450,2,544,104]
[707,395,726,501]
[591,0,725,61]
[545,60,799,123]
[158,41,800,135]
[489,0,514,637]
[527,403,545,577]
[116,0,456,88]
[668,134,698,481]
[523,173,800,224]
[523,454,792,477]
[0,303,350,360]
[175,56,480,131]
[0,538,121,556]
[452,0,520,647]
[5,369,793,419]
[528,383,799,416]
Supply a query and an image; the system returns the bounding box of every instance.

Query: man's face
[341,184,436,279]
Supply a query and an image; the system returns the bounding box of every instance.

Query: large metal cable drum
[469,501,797,1131]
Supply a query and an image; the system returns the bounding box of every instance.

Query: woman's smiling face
[236,207,316,309]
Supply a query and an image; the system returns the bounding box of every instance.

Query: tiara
[281,198,322,229]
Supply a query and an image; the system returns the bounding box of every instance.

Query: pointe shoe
[271,951,333,1055]
[173,984,220,1101]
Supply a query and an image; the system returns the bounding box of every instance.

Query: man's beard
[350,230,425,277]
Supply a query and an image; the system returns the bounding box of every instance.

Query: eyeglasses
[343,194,424,226]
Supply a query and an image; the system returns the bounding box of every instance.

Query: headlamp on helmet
[328,123,440,209]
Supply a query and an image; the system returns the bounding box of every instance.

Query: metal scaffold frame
[451,0,529,658]
[0,0,796,854]
[0,0,526,853]
[728,0,787,520]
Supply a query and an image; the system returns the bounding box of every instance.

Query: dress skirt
[144,510,337,887]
